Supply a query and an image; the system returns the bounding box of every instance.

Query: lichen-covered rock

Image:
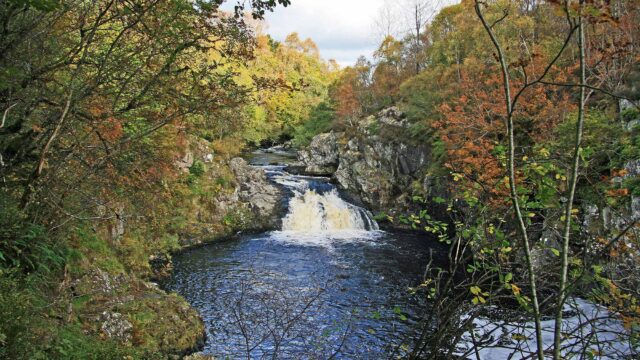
[375,106,408,128]
[625,159,640,178]
[175,151,195,173]
[68,266,206,356]
[183,353,215,360]
[297,132,341,175]
[230,157,284,229]
[298,108,431,212]
[100,311,133,343]
[72,268,125,296]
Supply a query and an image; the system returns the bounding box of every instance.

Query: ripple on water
[164,150,445,358]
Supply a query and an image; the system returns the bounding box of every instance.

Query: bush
[1,199,59,272]
[189,160,205,178]
[292,101,336,147]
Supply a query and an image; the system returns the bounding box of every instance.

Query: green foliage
[68,228,125,276]
[0,197,66,274]
[241,34,337,144]
[291,101,336,147]
[46,324,144,360]
[621,107,639,122]
[7,0,61,11]
[189,160,206,177]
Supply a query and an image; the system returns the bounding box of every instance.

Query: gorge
[1,1,639,359]
[166,150,445,358]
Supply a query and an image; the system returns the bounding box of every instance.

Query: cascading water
[165,149,439,358]
[256,161,380,244]
[282,189,379,232]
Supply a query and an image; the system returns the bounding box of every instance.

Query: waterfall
[282,189,379,232]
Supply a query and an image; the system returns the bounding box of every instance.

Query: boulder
[334,108,430,211]
[100,311,133,343]
[297,132,341,175]
[175,151,194,173]
[230,157,283,229]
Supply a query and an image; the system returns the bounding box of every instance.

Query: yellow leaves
[470,286,489,305]
[452,173,464,182]
[538,147,550,158]
[511,283,521,296]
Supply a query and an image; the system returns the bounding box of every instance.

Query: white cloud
[263,0,387,66]
[222,0,459,67]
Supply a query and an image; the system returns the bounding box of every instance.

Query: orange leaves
[611,168,629,178]
[606,188,629,197]
[433,56,576,208]
[97,118,124,142]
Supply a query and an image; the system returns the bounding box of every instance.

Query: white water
[456,298,636,359]
[282,189,378,232]
[257,162,381,247]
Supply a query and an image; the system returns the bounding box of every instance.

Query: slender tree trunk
[21,92,73,209]
[474,3,545,359]
[553,2,586,358]
[0,103,18,167]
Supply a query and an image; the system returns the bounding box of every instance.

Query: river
[165,149,447,358]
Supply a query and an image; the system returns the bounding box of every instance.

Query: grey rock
[183,354,215,360]
[296,107,434,214]
[100,311,133,343]
[625,159,640,178]
[297,132,341,175]
[626,119,640,132]
[72,268,123,296]
[230,158,283,229]
[175,151,194,172]
[376,106,408,128]
[334,137,428,210]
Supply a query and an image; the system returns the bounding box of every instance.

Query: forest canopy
[1,0,639,359]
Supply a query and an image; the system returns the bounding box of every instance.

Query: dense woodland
[1,0,639,358]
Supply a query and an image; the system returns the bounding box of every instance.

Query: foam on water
[267,229,383,248]
[268,187,380,247]
[283,190,373,231]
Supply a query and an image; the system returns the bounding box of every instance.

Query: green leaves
[8,0,60,11]
[393,306,408,321]
[470,286,489,305]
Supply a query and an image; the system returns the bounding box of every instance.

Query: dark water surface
[165,150,445,359]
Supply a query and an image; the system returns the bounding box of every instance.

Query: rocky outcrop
[100,311,133,343]
[335,136,430,211]
[230,157,284,229]
[297,132,341,175]
[296,107,433,213]
[68,268,205,355]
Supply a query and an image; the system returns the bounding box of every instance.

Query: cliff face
[63,138,285,357]
[296,108,436,215]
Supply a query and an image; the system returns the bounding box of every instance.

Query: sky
[221,1,458,67]
[262,0,388,67]
[260,0,460,67]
